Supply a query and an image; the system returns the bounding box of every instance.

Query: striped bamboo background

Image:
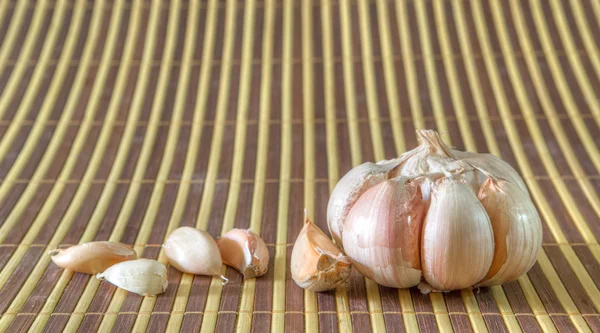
[0,0,599,332]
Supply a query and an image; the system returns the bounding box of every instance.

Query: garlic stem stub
[217,228,269,278]
[96,258,168,296]
[291,214,351,292]
[327,129,542,292]
[49,241,137,274]
[163,227,223,277]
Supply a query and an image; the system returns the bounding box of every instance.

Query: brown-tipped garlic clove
[163,227,222,276]
[327,159,404,247]
[96,258,168,296]
[477,178,542,286]
[420,179,494,292]
[49,241,137,274]
[291,214,351,292]
[343,177,425,288]
[217,229,269,278]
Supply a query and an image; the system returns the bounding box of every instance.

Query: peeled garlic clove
[343,177,425,288]
[217,228,269,278]
[291,214,351,292]
[477,178,542,286]
[96,258,167,296]
[421,179,494,292]
[327,158,404,247]
[49,241,137,274]
[452,150,529,197]
[163,227,222,276]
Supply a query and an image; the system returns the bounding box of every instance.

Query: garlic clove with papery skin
[477,178,542,286]
[327,158,405,247]
[96,258,168,296]
[217,228,269,278]
[291,214,351,292]
[451,150,529,197]
[49,241,137,274]
[343,177,425,288]
[163,227,223,278]
[420,179,494,292]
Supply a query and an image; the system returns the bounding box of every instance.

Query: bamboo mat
[0,0,599,332]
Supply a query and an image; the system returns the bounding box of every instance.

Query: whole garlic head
[329,130,542,292]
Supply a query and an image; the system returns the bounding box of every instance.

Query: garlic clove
[451,150,529,197]
[217,228,269,278]
[343,177,425,288]
[327,158,404,247]
[420,179,494,292]
[291,213,351,292]
[49,241,137,274]
[477,178,542,286]
[96,258,168,296]
[163,227,223,276]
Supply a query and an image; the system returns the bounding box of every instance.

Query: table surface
[1,0,600,332]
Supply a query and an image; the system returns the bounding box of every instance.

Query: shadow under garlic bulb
[328,129,542,292]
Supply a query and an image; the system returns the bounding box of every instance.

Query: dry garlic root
[329,129,542,292]
[217,229,269,278]
[49,241,137,274]
[291,212,351,292]
[96,258,168,296]
[163,227,227,283]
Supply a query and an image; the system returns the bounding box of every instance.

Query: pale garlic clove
[163,227,223,277]
[291,214,351,292]
[327,158,404,247]
[343,177,425,288]
[96,258,168,296]
[217,228,269,278]
[477,178,542,286]
[451,150,529,197]
[420,179,494,292]
[49,241,137,274]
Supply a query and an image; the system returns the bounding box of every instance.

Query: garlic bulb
[49,241,137,274]
[421,179,494,291]
[217,228,269,278]
[327,158,404,247]
[328,129,541,292]
[477,178,542,286]
[163,227,223,277]
[291,214,351,292]
[343,177,425,288]
[96,258,168,296]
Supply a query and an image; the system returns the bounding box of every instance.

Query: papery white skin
[343,177,425,288]
[291,215,351,292]
[327,158,404,247]
[217,228,269,278]
[421,179,494,291]
[49,241,137,274]
[163,227,222,276]
[477,178,542,286]
[96,258,168,296]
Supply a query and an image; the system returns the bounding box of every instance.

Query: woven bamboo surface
[0,0,600,332]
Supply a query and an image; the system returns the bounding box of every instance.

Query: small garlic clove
[451,150,529,197]
[477,178,542,286]
[217,228,269,278]
[327,158,404,247]
[96,258,168,296]
[163,227,222,276]
[343,177,425,288]
[49,241,137,274]
[291,214,351,292]
[421,179,494,292]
